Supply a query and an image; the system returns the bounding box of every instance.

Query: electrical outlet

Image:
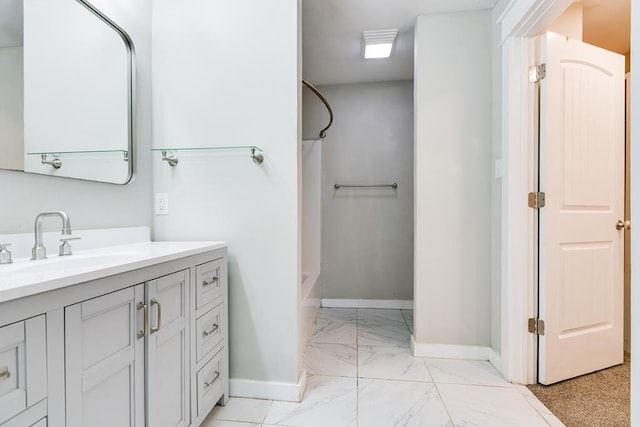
[155,193,169,215]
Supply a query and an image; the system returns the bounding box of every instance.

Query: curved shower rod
[302,79,333,139]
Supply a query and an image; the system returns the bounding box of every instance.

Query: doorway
[498,0,632,423]
[525,5,631,422]
[534,3,630,385]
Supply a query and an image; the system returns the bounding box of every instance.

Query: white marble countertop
[0,240,226,304]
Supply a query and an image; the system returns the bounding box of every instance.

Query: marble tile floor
[203,308,564,427]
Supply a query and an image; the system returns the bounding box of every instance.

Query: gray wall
[414,11,492,347]
[152,0,302,396]
[0,0,152,238]
[303,81,414,301]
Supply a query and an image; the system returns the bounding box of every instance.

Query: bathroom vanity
[0,234,228,427]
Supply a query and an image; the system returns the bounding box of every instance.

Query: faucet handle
[0,244,12,264]
[59,237,81,256]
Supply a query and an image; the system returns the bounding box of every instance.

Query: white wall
[300,139,321,355]
[414,11,492,347]
[490,0,511,357]
[302,140,321,278]
[0,0,152,238]
[303,81,414,301]
[152,0,302,399]
[0,47,23,171]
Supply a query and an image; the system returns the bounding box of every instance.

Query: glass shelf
[152,145,264,166]
[27,149,129,156]
[26,150,129,169]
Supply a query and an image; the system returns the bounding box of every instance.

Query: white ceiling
[302,0,498,86]
[0,0,630,75]
[302,0,631,86]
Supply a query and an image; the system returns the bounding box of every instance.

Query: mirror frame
[15,0,137,184]
[74,0,136,184]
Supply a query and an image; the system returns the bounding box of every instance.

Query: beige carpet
[527,353,630,427]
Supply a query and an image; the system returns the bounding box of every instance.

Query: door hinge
[528,318,545,335]
[528,192,546,208]
[529,64,546,83]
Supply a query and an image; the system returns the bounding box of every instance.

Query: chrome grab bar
[302,79,333,139]
[334,183,398,190]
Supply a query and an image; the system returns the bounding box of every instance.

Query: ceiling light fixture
[362,29,398,59]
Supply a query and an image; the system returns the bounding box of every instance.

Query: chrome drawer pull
[202,323,219,337]
[150,298,162,334]
[202,276,218,287]
[0,366,10,381]
[137,301,148,339]
[204,370,220,388]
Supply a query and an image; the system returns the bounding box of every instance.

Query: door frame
[497,0,573,385]
[498,0,638,420]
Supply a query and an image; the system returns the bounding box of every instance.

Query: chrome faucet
[31,211,73,260]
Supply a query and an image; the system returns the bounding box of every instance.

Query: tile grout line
[517,388,557,427]
[259,399,274,425]
[401,309,411,331]
[423,350,456,426]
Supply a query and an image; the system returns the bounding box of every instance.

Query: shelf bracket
[251,147,264,165]
[41,154,62,169]
[161,150,179,167]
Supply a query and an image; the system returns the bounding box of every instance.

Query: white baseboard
[321,298,413,310]
[488,348,502,372]
[230,370,307,402]
[410,336,493,360]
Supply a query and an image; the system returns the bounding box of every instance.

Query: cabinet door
[0,322,26,424]
[147,270,189,427]
[0,316,46,425]
[65,286,145,427]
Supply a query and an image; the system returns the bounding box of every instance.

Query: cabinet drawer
[196,260,223,309]
[0,316,46,425]
[196,304,224,362]
[196,349,225,418]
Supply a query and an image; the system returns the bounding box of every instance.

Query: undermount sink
[0,237,227,305]
[3,251,144,275]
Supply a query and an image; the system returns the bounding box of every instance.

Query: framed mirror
[0,0,134,184]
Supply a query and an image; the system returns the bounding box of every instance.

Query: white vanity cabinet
[64,286,145,427]
[146,270,191,427]
[191,259,228,425]
[0,316,47,426]
[65,269,190,427]
[0,242,228,427]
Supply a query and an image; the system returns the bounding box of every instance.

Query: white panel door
[65,285,145,426]
[538,32,625,384]
[147,270,190,427]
